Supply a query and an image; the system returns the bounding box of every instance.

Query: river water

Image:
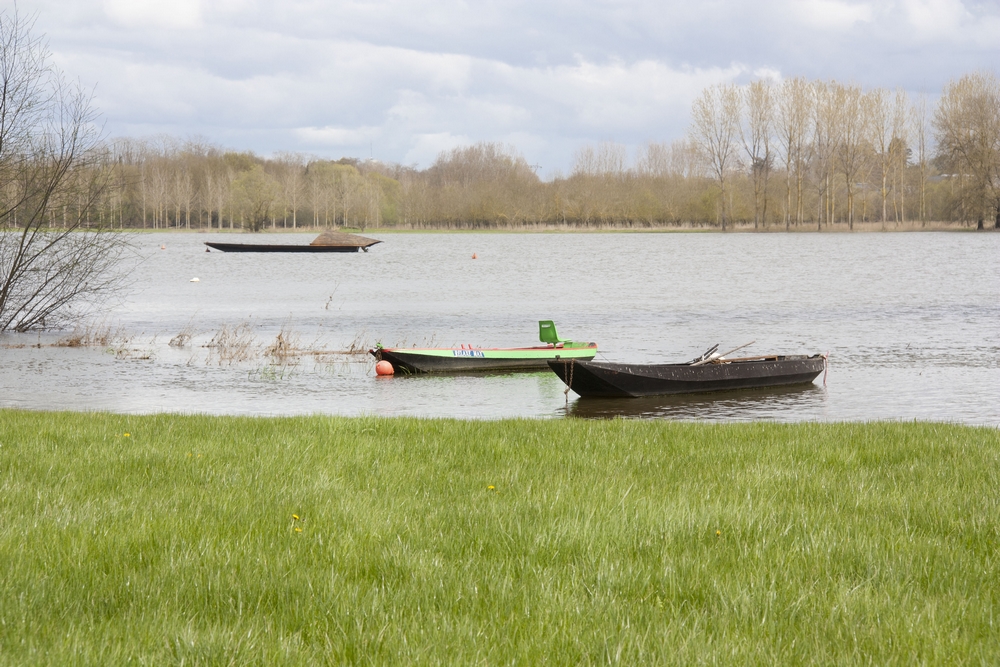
[1,231,997,423]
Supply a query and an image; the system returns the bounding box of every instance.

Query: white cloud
[403,132,473,166]
[103,0,202,29]
[902,0,966,37]
[793,0,874,28]
[753,67,783,82]
[898,0,1000,47]
[511,59,745,131]
[295,125,382,146]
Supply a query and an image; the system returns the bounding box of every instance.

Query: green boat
[369,321,598,374]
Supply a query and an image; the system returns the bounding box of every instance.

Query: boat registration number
[452,350,485,357]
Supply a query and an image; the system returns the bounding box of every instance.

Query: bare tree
[868,87,894,228]
[690,84,741,229]
[175,162,194,229]
[592,142,628,176]
[275,152,305,228]
[836,84,867,230]
[741,80,774,229]
[934,71,1000,229]
[333,164,363,226]
[812,81,843,229]
[911,96,929,226]
[0,10,129,332]
[891,89,910,225]
[203,161,222,229]
[776,78,812,229]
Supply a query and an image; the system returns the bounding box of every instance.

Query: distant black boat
[548,353,826,398]
[205,231,381,253]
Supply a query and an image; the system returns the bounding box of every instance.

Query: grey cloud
[20,0,1000,174]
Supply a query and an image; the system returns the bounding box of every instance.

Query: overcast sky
[15,0,1000,176]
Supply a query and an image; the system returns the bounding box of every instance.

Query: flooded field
[2,231,998,423]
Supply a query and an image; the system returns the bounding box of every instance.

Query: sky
[14,0,1000,176]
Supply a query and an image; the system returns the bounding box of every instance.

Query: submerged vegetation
[3,319,374,368]
[1,411,998,664]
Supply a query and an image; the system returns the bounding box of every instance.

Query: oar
[691,340,755,366]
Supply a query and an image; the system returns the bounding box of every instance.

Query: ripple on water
[1,231,998,423]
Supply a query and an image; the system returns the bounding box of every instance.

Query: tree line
[689,74,1000,231]
[2,4,997,333]
[4,73,999,233]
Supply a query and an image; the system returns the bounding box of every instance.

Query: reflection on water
[2,231,999,423]
[563,384,827,421]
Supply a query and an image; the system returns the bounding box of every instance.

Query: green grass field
[1,411,998,665]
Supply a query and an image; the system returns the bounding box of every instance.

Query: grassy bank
[1,412,998,665]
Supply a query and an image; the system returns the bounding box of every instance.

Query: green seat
[538,320,565,345]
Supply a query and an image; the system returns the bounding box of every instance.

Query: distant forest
[13,72,1000,232]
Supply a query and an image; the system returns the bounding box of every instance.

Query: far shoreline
[116,220,996,235]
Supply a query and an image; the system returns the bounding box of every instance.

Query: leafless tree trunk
[741,80,774,229]
[891,89,909,226]
[690,84,741,230]
[275,152,304,229]
[811,81,843,230]
[175,165,193,229]
[912,96,929,226]
[836,84,867,230]
[777,78,812,230]
[868,88,893,229]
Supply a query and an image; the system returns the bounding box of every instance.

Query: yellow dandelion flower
[292,514,300,521]
[123,433,131,437]
[716,530,721,536]
[487,485,495,491]
[294,527,302,533]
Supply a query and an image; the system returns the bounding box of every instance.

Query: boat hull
[372,344,598,374]
[204,242,372,253]
[548,355,825,398]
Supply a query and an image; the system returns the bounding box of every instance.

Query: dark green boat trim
[371,344,598,374]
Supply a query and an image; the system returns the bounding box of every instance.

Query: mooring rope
[563,358,575,403]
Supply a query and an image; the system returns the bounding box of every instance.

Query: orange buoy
[375,360,394,376]
[472,253,477,259]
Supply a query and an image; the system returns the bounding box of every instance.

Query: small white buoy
[189,277,200,282]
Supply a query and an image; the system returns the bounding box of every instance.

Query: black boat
[204,243,373,253]
[548,352,826,398]
[565,384,824,419]
[205,231,381,253]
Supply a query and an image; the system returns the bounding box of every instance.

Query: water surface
[2,231,997,423]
